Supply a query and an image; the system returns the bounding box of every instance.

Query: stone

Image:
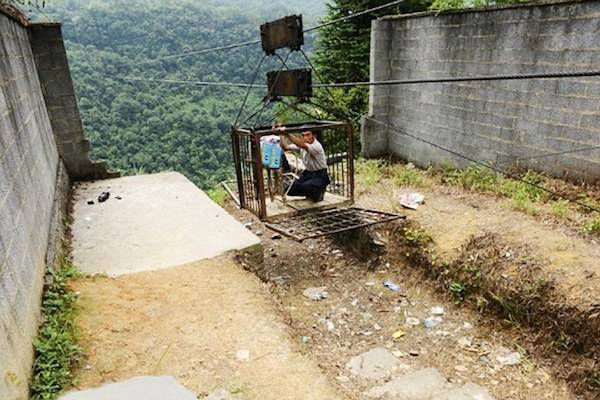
[366,368,450,399]
[430,383,495,400]
[346,347,403,380]
[206,388,242,400]
[303,286,329,301]
[59,376,197,400]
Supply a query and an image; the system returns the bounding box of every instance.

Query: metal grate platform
[265,207,405,241]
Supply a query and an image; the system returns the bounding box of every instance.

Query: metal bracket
[266,69,312,101]
[260,15,304,55]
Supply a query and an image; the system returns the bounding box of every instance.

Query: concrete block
[366,368,450,399]
[59,376,197,400]
[346,347,405,380]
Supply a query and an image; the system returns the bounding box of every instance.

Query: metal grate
[265,207,405,241]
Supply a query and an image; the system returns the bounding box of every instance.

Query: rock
[206,389,242,400]
[496,351,521,366]
[430,382,495,400]
[366,368,450,399]
[271,233,282,240]
[235,350,250,362]
[431,306,445,315]
[302,287,329,301]
[346,347,404,380]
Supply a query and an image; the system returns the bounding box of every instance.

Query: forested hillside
[36,0,325,189]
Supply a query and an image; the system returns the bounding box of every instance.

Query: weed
[586,369,600,389]
[30,259,82,400]
[355,158,384,192]
[449,282,469,300]
[388,163,427,187]
[403,226,432,247]
[582,215,600,236]
[207,185,228,206]
[550,199,571,218]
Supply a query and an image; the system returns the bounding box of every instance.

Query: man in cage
[276,126,330,202]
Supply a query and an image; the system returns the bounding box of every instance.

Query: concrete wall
[363,0,600,183]
[0,6,113,399]
[29,23,116,181]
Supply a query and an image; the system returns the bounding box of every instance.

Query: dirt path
[70,256,343,400]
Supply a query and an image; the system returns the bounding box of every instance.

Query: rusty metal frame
[265,207,405,241]
[231,120,355,221]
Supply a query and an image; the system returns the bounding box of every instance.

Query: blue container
[262,142,282,169]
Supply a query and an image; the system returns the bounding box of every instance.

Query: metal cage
[231,120,355,221]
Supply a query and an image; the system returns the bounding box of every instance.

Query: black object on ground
[87,200,94,205]
[98,192,110,203]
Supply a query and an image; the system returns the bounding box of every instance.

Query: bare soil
[69,256,343,400]
[227,205,576,400]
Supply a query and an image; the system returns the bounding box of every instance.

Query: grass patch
[582,215,600,236]
[207,185,228,206]
[355,158,384,192]
[550,199,571,219]
[31,259,82,400]
[388,163,429,187]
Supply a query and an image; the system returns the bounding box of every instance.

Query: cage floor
[265,207,405,241]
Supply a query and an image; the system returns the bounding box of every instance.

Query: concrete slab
[59,376,196,400]
[366,368,450,399]
[346,347,405,380]
[71,172,260,276]
[431,383,494,400]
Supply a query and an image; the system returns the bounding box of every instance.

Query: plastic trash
[399,192,425,210]
[98,192,110,203]
[303,287,328,301]
[496,351,521,366]
[383,280,401,292]
[392,330,406,339]
[423,316,443,329]
[405,317,420,326]
[431,306,445,315]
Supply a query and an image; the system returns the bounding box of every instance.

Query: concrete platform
[59,376,196,400]
[71,172,260,276]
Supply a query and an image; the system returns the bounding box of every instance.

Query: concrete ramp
[71,172,260,276]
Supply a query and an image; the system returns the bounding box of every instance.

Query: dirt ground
[67,174,599,400]
[227,204,576,400]
[357,179,600,307]
[69,256,343,400]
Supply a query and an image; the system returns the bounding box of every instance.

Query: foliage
[430,0,529,12]
[207,186,228,206]
[35,0,324,190]
[312,0,431,126]
[355,158,385,192]
[583,215,600,236]
[0,0,47,9]
[388,163,429,187]
[30,260,82,400]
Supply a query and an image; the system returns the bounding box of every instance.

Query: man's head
[302,130,316,144]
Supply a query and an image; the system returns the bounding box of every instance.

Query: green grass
[550,199,571,218]
[207,185,228,206]
[583,215,600,236]
[355,158,384,191]
[388,163,428,187]
[30,260,82,400]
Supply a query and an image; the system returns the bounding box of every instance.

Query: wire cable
[365,116,600,214]
[303,0,406,32]
[315,69,600,88]
[114,76,267,88]
[497,145,600,166]
[234,54,269,126]
[142,0,406,63]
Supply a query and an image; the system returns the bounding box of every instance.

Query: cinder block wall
[0,6,113,398]
[363,0,600,183]
[0,11,62,400]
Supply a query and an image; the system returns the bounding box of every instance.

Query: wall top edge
[378,0,598,21]
[0,3,61,27]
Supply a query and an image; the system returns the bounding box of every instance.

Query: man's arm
[276,126,306,150]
